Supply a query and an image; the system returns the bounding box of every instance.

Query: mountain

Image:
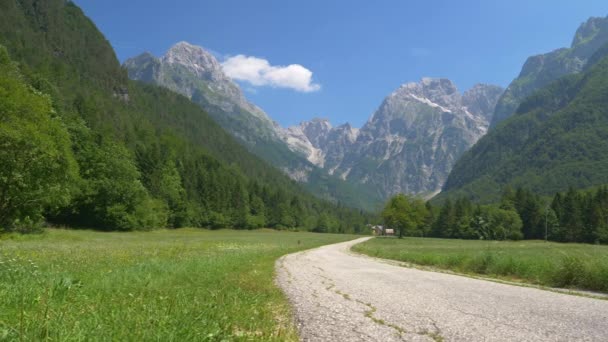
[0,0,374,232]
[124,43,287,161]
[281,79,503,199]
[490,15,608,127]
[278,118,359,170]
[440,43,608,203]
[124,43,382,210]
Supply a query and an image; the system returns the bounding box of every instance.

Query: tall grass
[0,229,356,341]
[353,237,608,293]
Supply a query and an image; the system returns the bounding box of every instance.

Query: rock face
[277,118,359,169]
[491,15,608,127]
[281,79,503,198]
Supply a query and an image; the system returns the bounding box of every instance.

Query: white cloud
[221,55,321,93]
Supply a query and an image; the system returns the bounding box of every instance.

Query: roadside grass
[0,228,357,341]
[353,237,608,293]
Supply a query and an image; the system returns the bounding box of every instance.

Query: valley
[2,1,608,341]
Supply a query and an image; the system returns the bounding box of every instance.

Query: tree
[432,199,455,238]
[0,46,78,230]
[484,207,523,240]
[62,131,166,231]
[560,188,585,242]
[313,214,330,233]
[382,194,428,238]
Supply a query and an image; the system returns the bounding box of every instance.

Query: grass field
[0,229,357,341]
[353,237,608,293]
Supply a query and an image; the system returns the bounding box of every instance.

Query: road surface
[276,237,608,341]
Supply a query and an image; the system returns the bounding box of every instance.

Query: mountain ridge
[440,40,608,203]
[490,15,608,127]
[280,79,503,198]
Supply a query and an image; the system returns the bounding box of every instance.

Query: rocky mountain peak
[131,51,155,62]
[125,41,276,142]
[123,52,160,84]
[300,118,333,148]
[162,41,224,82]
[421,77,458,94]
[463,84,505,120]
[331,123,359,143]
[572,16,608,47]
[394,78,462,111]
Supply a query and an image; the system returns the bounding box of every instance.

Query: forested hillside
[0,0,373,233]
[440,44,608,203]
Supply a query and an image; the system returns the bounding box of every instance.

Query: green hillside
[0,0,373,232]
[490,16,608,127]
[440,45,608,203]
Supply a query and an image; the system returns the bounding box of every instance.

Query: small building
[369,225,394,236]
[369,224,384,235]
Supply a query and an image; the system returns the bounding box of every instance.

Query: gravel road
[276,237,608,341]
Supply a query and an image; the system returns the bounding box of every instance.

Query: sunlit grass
[353,237,608,293]
[0,228,356,341]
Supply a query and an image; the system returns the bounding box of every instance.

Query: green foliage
[58,132,166,231]
[549,186,608,244]
[353,237,608,293]
[481,207,524,241]
[0,46,77,231]
[0,0,376,232]
[381,194,428,238]
[428,197,523,241]
[433,183,608,244]
[0,228,357,340]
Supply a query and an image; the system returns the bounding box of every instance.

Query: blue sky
[76,0,607,128]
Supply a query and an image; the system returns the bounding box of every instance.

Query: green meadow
[0,229,356,341]
[354,237,608,293]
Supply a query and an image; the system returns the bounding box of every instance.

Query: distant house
[369,225,383,235]
[369,225,394,236]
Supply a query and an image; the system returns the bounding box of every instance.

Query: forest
[383,186,608,244]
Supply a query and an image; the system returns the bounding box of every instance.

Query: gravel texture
[276,237,608,341]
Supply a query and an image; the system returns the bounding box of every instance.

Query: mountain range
[281,80,503,198]
[125,44,503,202]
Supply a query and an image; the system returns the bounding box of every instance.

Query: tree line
[382,186,608,244]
